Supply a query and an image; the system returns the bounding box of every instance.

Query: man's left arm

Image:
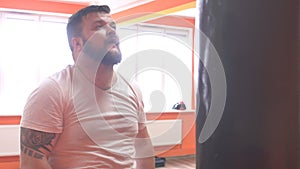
[134,123,155,169]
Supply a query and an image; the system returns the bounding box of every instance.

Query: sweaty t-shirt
[21,65,146,169]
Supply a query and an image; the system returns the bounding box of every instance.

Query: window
[116,24,193,112]
[0,11,194,115]
[0,12,73,115]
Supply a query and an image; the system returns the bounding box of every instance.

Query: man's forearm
[20,155,53,169]
[136,156,155,169]
[134,125,155,168]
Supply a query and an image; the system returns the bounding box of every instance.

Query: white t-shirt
[21,65,146,169]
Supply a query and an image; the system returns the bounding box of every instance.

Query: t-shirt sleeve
[21,78,64,133]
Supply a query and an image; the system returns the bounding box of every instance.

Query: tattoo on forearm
[20,127,56,159]
[20,144,44,159]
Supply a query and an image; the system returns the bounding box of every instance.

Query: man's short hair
[66,5,111,51]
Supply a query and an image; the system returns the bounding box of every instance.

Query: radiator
[146,119,182,147]
[0,125,20,156]
[0,120,182,156]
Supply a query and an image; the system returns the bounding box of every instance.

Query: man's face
[80,12,122,65]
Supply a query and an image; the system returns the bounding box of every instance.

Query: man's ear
[71,37,83,62]
[71,37,83,53]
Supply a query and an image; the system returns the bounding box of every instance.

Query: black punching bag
[196,0,299,169]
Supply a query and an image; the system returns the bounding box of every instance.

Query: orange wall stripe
[0,0,195,24]
[0,0,87,14]
[117,1,196,25]
[146,16,195,28]
[0,0,195,16]
[0,116,21,125]
[113,0,195,20]
[0,156,19,163]
[0,156,19,169]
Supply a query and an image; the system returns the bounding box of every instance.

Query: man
[20,5,154,169]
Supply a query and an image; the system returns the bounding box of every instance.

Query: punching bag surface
[196,0,299,169]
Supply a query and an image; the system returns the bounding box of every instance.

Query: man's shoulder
[35,65,74,97]
[49,65,74,83]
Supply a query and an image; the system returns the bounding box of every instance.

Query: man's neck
[76,56,116,90]
[95,64,116,90]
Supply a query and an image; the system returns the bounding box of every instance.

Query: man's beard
[101,46,122,65]
[82,38,122,65]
